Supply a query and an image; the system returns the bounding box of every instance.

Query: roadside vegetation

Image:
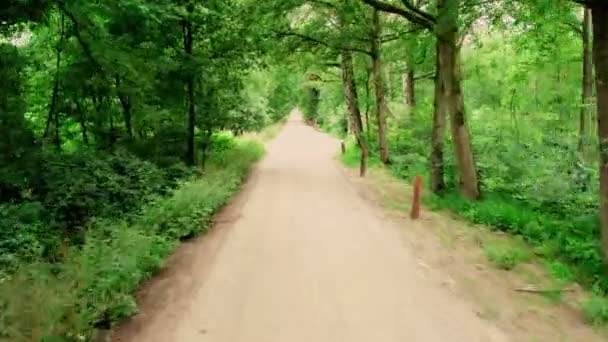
[289,0,608,326]
[5,0,608,338]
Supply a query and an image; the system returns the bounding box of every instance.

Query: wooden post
[410,175,423,219]
[341,140,346,154]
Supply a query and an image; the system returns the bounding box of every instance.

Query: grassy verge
[340,141,608,326]
[0,140,264,341]
[244,116,288,143]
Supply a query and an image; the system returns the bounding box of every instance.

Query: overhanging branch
[360,0,435,29]
[277,31,372,56]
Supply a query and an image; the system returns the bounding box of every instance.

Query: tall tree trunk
[403,66,416,108]
[342,50,369,177]
[183,14,195,166]
[371,9,389,164]
[44,13,65,150]
[115,75,133,138]
[385,64,392,99]
[74,98,89,145]
[437,0,480,199]
[580,8,593,153]
[591,3,608,261]
[200,129,212,169]
[364,64,372,136]
[430,44,446,193]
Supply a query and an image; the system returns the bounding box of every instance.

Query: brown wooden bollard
[410,175,423,220]
[340,140,346,154]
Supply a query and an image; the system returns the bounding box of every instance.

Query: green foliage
[0,140,264,341]
[581,296,608,326]
[482,241,532,270]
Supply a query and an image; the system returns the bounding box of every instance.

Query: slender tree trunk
[364,64,372,136]
[430,44,446,193]
[371,9,389,164]
[342,50,369,177]
[580,8,593,153]
[75,98,89,145]
[403,66,416,108]
[591,3,608,261]
[385,64,392,99]
[44,14,65,150]
[115,75,133,138]
[200,129,212,169]
[183,14,196,166]
[437,0,480,199]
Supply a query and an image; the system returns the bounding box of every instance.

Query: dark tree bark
[403,66,415,108]
[183,11,196,166]
[200,129,213,169]
[364,65,371,133]
[437,0,479,199]
[44,13,65,150]
[580,8,593,153]
[342,50,369,177]
[115,75,133,138]
[591,2,608,260]
[371,9,390,164]
[430,44,446,194]
[74,98,88,145]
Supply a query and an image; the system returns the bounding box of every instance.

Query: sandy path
[113,110,509,342]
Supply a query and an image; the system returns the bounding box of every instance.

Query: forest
[2,0,608,340]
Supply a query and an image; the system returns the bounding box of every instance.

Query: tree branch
[56,1,102,71]
[413,71,434,80]
[277,31,372,56]
[360,0,435,29]
[400,0,436,23]
[381,27,425,42]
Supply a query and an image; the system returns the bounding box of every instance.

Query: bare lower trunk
[403,66,415,108]
[364,65,372,136]
[75,98,89,145]
[44,14,65,150]
[430,44,446,194]
[591,4,608,260]
[342,50,368,177]
[200,130,212,169]
[183,17,196,166]
[437,0,479,199]
[385,64,392,99]
[580,8,593,153]
[371,9,389,164]
[116,75,133,138]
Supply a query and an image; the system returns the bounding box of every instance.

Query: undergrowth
[339,137,608,325]
[0,140,264,341]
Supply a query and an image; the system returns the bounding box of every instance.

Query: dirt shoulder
[338,164,607,341]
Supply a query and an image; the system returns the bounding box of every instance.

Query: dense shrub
[0,140,264,341]
[0,148,195,274]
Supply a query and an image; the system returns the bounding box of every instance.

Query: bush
[34,150,171,239]
[0,140,264,341]
[581,296,608,326]
[483,241,531,270]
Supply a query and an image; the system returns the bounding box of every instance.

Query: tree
[580,8,593,153]
[588,0,608,260]
[370,8,390,163]
[361,0,481,199]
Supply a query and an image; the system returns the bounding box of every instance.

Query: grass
[582,296,608,326]
[482,240,532,271]
[244,117,288,143]
[0,140,264,341]
[339,137,382,169]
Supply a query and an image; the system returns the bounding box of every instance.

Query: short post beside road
[410,175,423,220]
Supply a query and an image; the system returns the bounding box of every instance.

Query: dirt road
[113,110,508,342]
